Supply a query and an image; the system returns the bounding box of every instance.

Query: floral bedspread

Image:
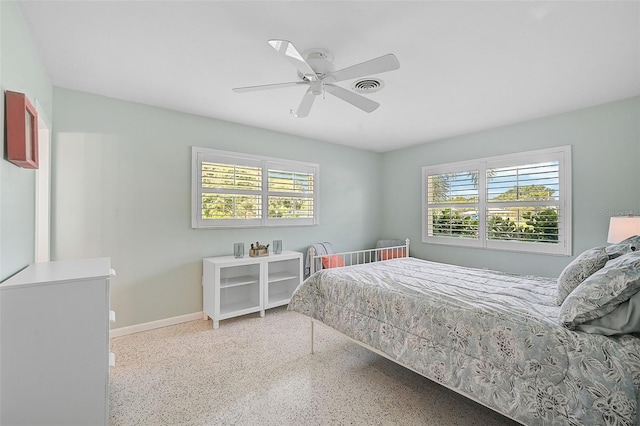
[288,257,640,425]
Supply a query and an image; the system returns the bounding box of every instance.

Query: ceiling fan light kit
[233,39,399,118]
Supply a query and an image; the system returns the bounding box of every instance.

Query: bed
[288,239,640,425]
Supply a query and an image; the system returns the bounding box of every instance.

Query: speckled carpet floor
[109,307,519,425]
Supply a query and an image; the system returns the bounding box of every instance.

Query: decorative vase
[233,243,244,258]
[273,240,282,254]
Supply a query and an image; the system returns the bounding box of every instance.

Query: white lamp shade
[607,216,640,243]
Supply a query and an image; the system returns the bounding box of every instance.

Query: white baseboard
[110,311,205,338]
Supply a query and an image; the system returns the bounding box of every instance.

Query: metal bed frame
[308,238,410,276]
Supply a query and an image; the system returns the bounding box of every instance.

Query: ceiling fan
[232,40,400,118]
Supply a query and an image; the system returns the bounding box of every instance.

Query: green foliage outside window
[432,209,478,238]
[201,162,315,220]
[486,209,558,242]
[268,197,314,219]
[433,208,558,242]
[202,194,261,219]
[432,183,559,242]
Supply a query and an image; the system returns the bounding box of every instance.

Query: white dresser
[0,257,115,426]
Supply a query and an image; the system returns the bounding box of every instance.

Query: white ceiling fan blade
[295,89,316,118]
[232,81,307,93]
[268,39,318,81]
[325,84,379,113]
[324,54,400,83]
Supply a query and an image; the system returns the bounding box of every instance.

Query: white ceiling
[18,1,640,153]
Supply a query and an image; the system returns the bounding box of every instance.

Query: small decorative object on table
[233,243,244,258]
[249,241,269,257]
[273,240,282,254]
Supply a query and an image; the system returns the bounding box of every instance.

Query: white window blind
[426,170,479,240]
[192,148,319,228]
[267,163,316,222]
[422,146,572,255]
[201,161,262,220]
[486,160,560,245]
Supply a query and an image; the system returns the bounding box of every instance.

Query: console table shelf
[220,275,260,288]
[268,271,299,283]
[203,250,302,329]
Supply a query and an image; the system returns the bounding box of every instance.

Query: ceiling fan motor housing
[302,48,335,76]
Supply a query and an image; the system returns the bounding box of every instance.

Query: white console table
[0,258,115,426]
[202,251,302,329]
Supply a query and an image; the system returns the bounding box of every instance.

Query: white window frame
[192,147,319,229]
[422,146,572,256]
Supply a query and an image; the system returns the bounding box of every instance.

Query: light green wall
[51,93,640,327]
[52,88,382,327]
[0,1,52,280]
[381,96,640,277]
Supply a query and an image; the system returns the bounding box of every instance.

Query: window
[422,146,572,255]
[192,147,319,228]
